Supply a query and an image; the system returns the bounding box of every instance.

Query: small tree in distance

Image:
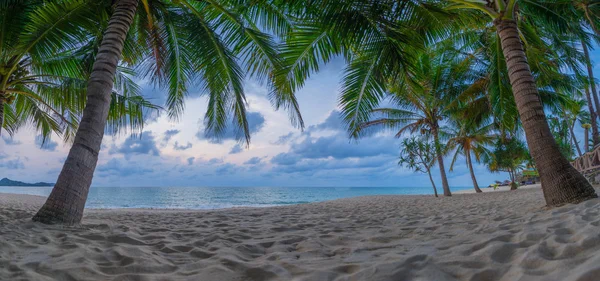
[399,137,439,197]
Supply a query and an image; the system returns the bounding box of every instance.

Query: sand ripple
[1,188,600,281]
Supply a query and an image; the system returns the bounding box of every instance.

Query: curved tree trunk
[583,87,599,147]
[32,0,139,225]
[466,150,482,193]
[570,124,582,157]
[432,127,451,196]
[495,19,597,206]
[0,92,4,137]
[426,169,439,197]
[582,40,600,147]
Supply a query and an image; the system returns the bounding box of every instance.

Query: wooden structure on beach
[572,147,600,172]
[572,147,600,185]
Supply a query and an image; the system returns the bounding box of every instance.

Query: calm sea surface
[0,185,472,209]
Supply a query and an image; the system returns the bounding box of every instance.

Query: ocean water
[0,185,472,209]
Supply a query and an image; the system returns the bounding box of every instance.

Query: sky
[2,50,600,189]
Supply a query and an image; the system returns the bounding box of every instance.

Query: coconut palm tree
[445,0,597,206]
[351,51,484,196]
[583,123,592,152]
[33,0,301,225]
[0,0,155,144]
[486,136,529,190]
[561,98,590,157]
[446,120,495,193]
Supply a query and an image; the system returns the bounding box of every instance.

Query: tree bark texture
[32,0,139,225]
[426,170,439,197]
[466,150,482,193]
[432,127,452,196]
[495,19,597,206]
[582,40,600,147]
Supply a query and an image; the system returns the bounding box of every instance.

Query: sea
[0,185,472,209]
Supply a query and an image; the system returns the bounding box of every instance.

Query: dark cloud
[163,129,180,142]
[289,134,397,160]
[196,112,266,143]
[35,135,58,151]
[208,158,223,164]
[215,163,241,174]
[271,156,392,174]
[187,157,195,165]
[110,131,160,156]
[0,158,25,169]
[173,141,192,151]
[229,144,243,154]
[244,157,262,165]
[271,153,301,165]
[2,136,21,145]
[308,110,344,132]
[97,158,154,177]
[266,110,398,176]
[271,132,295,145]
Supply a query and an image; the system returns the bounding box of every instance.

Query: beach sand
[1,186,600,281]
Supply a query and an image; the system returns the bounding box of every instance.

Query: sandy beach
[2,186,600,281]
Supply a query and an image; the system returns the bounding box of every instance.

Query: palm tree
[399,136,439,197]
[446,120,495,193]
[562,98,590,157]
[0,0,154,143]
[486,136,529,190]
[352,51,484,196]
[446,0,597,206]
[33,0,300,225]
[583,123,592,152]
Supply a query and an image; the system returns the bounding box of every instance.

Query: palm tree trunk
[495,19,597,206]
[0,92,4,137]
[426,169,439,197]
[583,87,599,147]
[466,150,482,193]
[509,170,518,190]
[32,0,139,225]
[582,40,600,146]
[570,124,583,157]
[585,127,589,152]
[432,127,451,196]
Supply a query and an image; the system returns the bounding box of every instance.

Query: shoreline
[2,187,600,280]
[0,184,525,211]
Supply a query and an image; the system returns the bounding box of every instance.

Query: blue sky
[2,49,600,189]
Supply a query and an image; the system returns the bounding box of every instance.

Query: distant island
[0,178,53,187]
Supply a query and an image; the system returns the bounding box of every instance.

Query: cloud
[163,129,180,142]
[244,157,262,165]
[187,157,195,165]
[173,141,193,151]
[110,131,160,156]
[265,110,399,176]
[229,144,243,154]
[196,112,266,143]
[215,163,241,174]
[271,132,295,145]
[2,136,21,145]
[208,158,223,164]
[271,156,393,174]
[288,134,397,160]
[0,158,25,169]
[34,135,58,151]
[97,158,154,177]
[308,110,344,132]
[271,153,301,165]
